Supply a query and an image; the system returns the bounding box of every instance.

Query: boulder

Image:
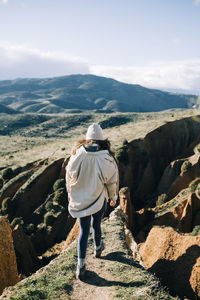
[139,226,200,299]
[0,216,19,295]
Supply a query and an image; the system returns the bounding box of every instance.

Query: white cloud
[0,42,89,79]
[90,60,200,94]
[1,0,8,4]
[0,42,200,95]
[194,0,200,5]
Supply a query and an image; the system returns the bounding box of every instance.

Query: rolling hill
[0,74,198,114]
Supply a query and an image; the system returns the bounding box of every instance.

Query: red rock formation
[118,115,200,209]
[12,225,40,276]
[134,188,200,242]
[119,187,135,230]
[167,155,200,200]
[0,216,19,295]
[139,226,200,299]
[152,190,200,233]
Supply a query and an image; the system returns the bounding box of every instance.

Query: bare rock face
[167,155,200,200]
[153,190,200,233]
[139,226,200,300]
[0,216,19,295]
[12,225,40,276]
[134,188,200,243]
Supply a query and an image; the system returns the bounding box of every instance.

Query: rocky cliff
[118,115,200,209]
[0,216,19,295]
[139,226,200,299]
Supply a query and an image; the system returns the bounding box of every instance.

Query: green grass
[7,246,77,300]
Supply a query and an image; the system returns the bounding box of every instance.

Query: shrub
[181,160,192,173]
[51,204,62,214]
[99,116,131,129]
[0,177,3,189]
[2,167,13,180]
[115,145,128,164]
[1,197,17,215]
[53,188,67,206]
[195,183,200,199]
[189,178,200,193]
[37,223,47,233]
[12,166,22,177]
[1,197,12,209]
[44,212,56,226]
[194,143,200,154]
[156,194,168,206]
[191,225,200,236]
[122,139,128,146]
[11,217,24,228]
[45,201,55,211]
[25,223,35,235]
[53,179,66,192]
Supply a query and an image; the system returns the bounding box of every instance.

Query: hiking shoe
[94,241,105,258]
[76,264,86,280]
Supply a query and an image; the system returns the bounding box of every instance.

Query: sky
[0,0,200,94]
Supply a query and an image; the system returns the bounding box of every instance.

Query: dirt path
[70,239,116,300]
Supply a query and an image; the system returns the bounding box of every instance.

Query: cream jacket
[66,146,119,218]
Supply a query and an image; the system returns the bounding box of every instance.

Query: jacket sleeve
[104,157,119,202]
[65,152,83,195]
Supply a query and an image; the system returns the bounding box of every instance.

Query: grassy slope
[0,109,197,168]
[0,75,197,113]
[0,209,179,300]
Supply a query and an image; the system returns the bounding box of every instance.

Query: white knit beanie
[86,123,104,140]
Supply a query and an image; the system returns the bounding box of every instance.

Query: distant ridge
[0,103,19,114]
[0,74,198,114]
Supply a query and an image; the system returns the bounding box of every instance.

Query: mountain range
[0,74,198,114]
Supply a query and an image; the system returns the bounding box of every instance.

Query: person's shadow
[81,251,144,288]
[149,245,200,300]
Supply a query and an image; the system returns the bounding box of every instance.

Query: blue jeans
[78,201,106,259]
